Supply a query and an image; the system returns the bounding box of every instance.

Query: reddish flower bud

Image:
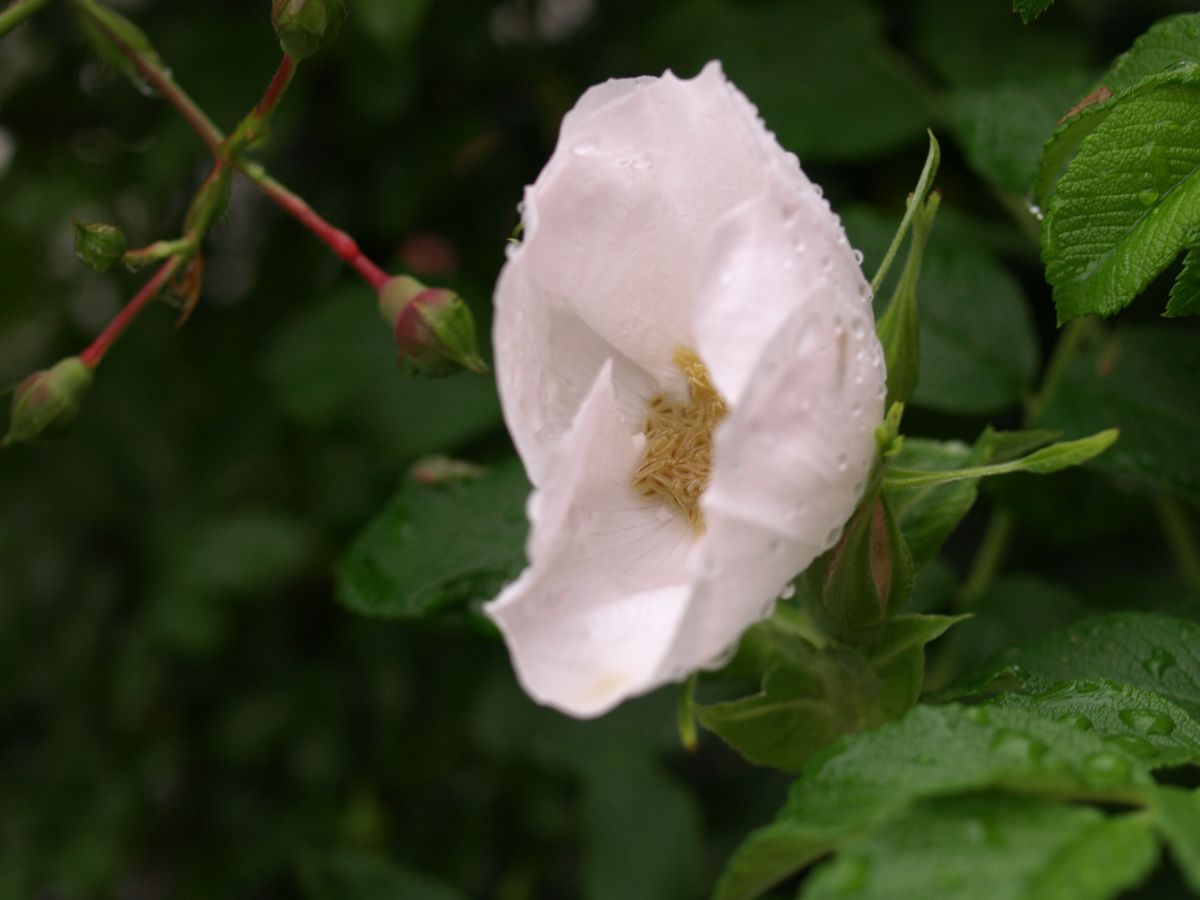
[4,357,93,447]
[377,275,488,377]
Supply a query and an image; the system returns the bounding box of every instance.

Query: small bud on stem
[4,357,93,447]
[271,0,347,60]
[378,276,489,377]
[73,221,127,272]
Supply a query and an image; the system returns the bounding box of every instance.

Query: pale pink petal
[486,362,695,716]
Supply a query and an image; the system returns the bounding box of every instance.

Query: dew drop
[1143,648,1177,679]
[1082,751,1133,783]
[836,452,849,471]
[823,525,842,548]
[779,582,796,601]
[1118,708,1176,736]
[1059,713,1093,731]
[813,183,824,199]
[963,707,990,725]
[1105,734,1158,758]
[990,729,1047,763]
[1137,189,1160,206]
[850,317,866,338]
[1027,202,1044,221]
[852,248,864,265]
[572,141,597,157]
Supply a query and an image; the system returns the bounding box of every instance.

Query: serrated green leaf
[696,615,962,773]
[883,429,1117,491]
[713,704,1152,900]
[1013,0,1055,25]
[1038,326,1200,503]
[1153,786,1200,893]
[950,612,1200,721]
[1042,64,1200,320]
[336,458,529,618]
[1106,14,1200,95]
[1166,245,1200,315]
[299,850,467,900]
[991,679,1200,769]
[802,794,1156,900]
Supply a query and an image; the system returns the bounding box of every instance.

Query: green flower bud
[802,485,913,644]
[73,221,127,272]
[4,357,93,447]
[378,275,489,377]
[271,0,347,60]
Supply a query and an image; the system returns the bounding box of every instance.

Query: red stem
[255,172,390,289]
[80,257,182,368]
[256,55,297,120]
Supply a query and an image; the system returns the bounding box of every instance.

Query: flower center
[631,348,728,532]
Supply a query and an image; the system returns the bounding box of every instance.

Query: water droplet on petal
[852,248,864,265]
[836,452,849,471]
[779,582,796,600]
[572,141,597,157]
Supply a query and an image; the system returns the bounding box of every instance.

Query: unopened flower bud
[4,357,93,447]
[271,0,347,60]
[378,275,489,377]
[73,221,127,272]
[803,488,913,643]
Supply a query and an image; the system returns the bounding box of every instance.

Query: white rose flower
[486,61,886,717]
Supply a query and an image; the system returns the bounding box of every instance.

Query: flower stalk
[0,0,56,39]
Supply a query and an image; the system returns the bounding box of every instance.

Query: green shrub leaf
[802,794,1156,900]
[1042,64,1200,320]
[714,704,1152,900]
[337,459,530,618]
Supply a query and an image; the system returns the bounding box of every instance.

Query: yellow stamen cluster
[632,348,728,532]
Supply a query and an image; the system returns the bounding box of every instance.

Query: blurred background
[2,0,1199,897]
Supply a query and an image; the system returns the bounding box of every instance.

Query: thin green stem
[954,319,1098,608]
[0,0,53,38]
[1155,495,1200,597]
[1026,317,1095,425]
[957,511,1013,608]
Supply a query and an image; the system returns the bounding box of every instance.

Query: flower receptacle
[377,276,489,377]
[4,356,94,447]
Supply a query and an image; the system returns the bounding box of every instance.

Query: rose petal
[486,361,695,716]
[512,62,783,390]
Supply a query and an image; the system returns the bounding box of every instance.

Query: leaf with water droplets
[713,704,1152,900]
[991,678,1200,769]
[1152,786,1200,893]
[948,612,1200,722]
[695,614,964,772]
[1041,64,1200,320]
[801,793,1156,900]
[337,458,531,618]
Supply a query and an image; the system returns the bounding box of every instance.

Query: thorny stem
[79,256,183,368]
[0,0,54,38]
